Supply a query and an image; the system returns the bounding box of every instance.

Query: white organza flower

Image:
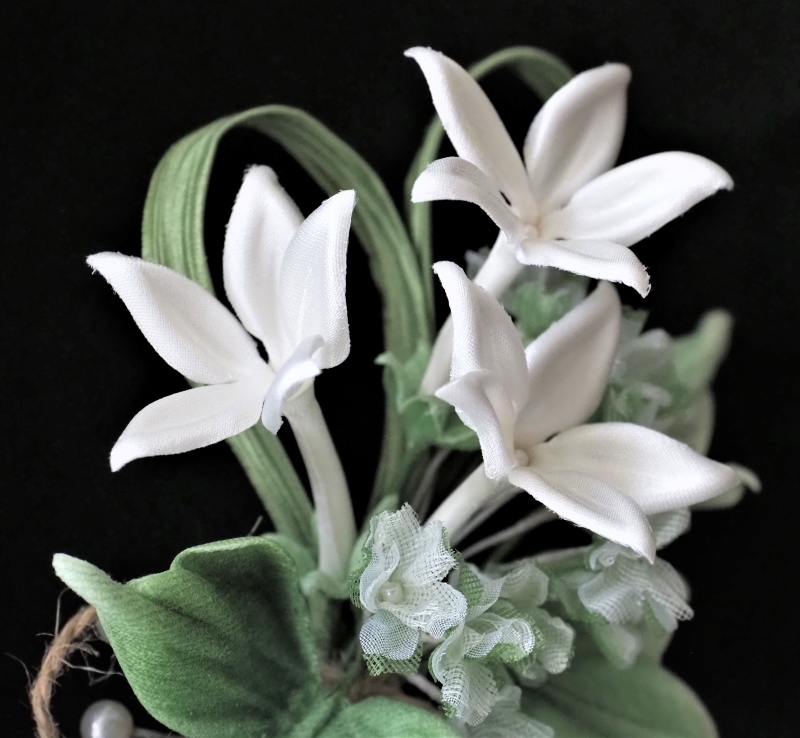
[89,166,355,470]
[578,509,694,632]
[430,263,738,561]
[406,47,733,298]
[359,504,467,667]
[458,685,554,738]
[430,565,536,726]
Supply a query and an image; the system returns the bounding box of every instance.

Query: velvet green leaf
[522,656,717,738]
[142,104,432,526]
[315,697,457,738]
[404,46,574,286]
[54,537,321,738]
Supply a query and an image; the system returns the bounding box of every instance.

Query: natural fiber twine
[30,605,98,738]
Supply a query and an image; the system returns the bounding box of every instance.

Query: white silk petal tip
[109,443,134,472]
[404,46,436,60]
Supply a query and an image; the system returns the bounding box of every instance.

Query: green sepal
[377,346,478,451]
[54,537,320,738]
[142,104,432,528]
[521,656,717,738]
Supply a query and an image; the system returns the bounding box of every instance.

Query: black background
[2,1,798,736]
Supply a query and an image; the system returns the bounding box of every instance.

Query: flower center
[514,448,531,466]
[378,581,405,605]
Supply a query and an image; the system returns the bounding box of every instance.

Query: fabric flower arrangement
[44,43,756,738]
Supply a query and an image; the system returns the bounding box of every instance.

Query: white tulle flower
[406,47,732,300]
[358,504,468,672]
[428,263,738,561]
[578,509,694,632]
[89,166,355,469]
[430,565,536,725]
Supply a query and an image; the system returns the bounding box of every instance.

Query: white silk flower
[429,262,737,561]
[88,166,355,471]
[406,47,733,299]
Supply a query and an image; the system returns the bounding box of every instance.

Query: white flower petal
[261,335,323,433]
[542,151,733,247]
[532,422,740,515]
[436,371,517,479]
[411,157,524,238]
[525,64,630,210]
[516,238,650,296]
[508,465,656,561]
[278,190,355,369]
[514,282,622,448]
[223,165,303,357]
[360,609,420,660]
[88,253,265,384]
[109,378,269,471]
[433,261,528,405]
[405,47,534,216]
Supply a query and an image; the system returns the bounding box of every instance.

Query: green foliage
[522,656,717,738]
[599,309,733,454]
[378,345,479,451]
[314,698,457,738]
[54,538,321,738]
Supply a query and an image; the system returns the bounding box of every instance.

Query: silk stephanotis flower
[406,47,733,300]
[88,166,355,470]
[428,262,737,561]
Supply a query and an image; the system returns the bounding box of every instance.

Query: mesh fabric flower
[357,504,468,674]
[429,263,738,561]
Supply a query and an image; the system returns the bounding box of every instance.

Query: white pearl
[80,700,134,738]
[378,581,405,605]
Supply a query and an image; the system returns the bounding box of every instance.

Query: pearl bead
[378,581,405,605]
[80,700,134,738]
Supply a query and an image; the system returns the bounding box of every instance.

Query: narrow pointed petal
[88,252,265,384]
[433,261,528,408]
[411,157,524,239]
[532,422,740,514]
[515,282,622,448]
[109,378,269,471]
[542,152,733,247]
[223,165,303,356]
[508,465,656,561]
[278,190,355,369]
[436,371,517,479]
[405,47,534,215]
[261,336,324,433]
[525,64,630,210]
[516,238,650,296]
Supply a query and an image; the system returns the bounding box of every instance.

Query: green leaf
[142,105,432,529]
[522,656,718,738]
[378,346,478,451]
[54,537,321,738]
[404,46,574,284]
[672,310,732,396]
[314,697,457,738]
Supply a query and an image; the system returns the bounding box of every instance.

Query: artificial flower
[406,47,732,299]
[89,166,358,580]
[428,262,737,561]
[89,166,355,468]
[430,565,536,725]
[578,509,693,632]
[357,504,468,674]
